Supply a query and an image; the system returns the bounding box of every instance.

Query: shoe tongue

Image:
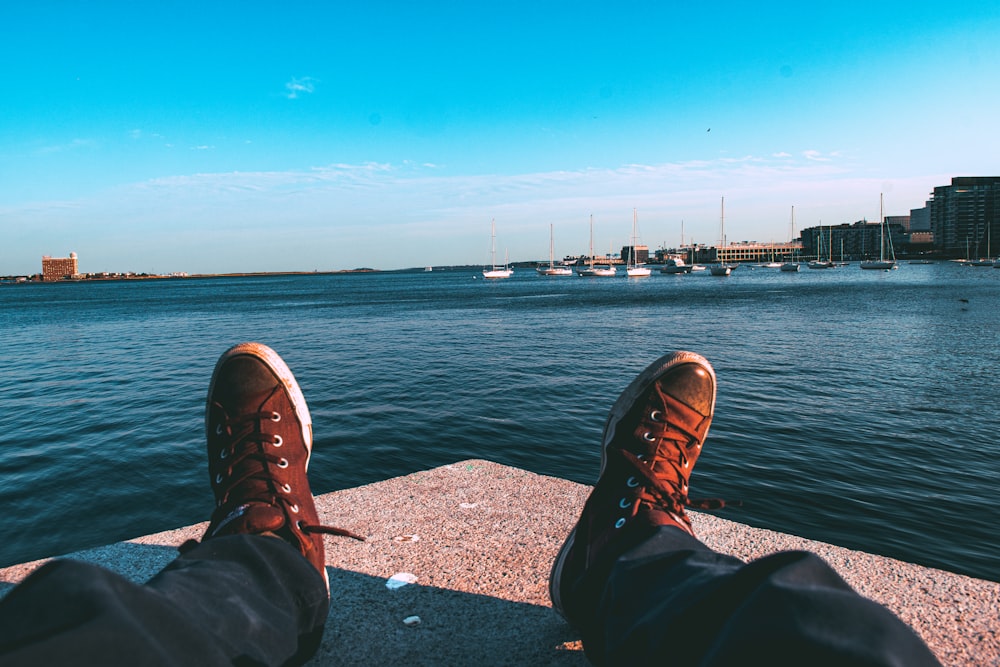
[212,503,286,538]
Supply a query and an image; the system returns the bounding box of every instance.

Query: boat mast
[879,194,885,262]
[719,197,726,264]
[549,223,555,269]
[490,218,498,270]
[589,214,595,269]
[629,208,637,268]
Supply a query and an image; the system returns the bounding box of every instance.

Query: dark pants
[0,534,328,667]
[581,526,942,666]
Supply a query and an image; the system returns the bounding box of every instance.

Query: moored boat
[860,194,898,271]
[537,224,573,276]
[482,219,513,279]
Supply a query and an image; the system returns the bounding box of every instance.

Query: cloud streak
[2,154,949,274]
[284,77,316,99]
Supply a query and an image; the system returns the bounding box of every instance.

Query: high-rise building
[929,177,1000,258]
[41,253,79,281]
[909,205,931,232]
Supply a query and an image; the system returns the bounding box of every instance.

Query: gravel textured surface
[2,460,996,666]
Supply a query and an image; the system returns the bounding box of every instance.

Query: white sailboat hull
[577,267,617,277]
[859,261,897,270]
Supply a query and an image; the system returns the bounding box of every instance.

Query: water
[1,263,998,582]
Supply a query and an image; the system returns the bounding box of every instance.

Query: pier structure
[0,460,995,665]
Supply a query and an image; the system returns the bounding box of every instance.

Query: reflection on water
[0,264,997,581]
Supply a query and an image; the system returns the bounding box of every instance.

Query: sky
[2,1,999,274]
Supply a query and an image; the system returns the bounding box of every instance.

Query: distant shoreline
[0,256,963,285]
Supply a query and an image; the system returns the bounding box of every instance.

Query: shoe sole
[206,342,314,471]
[548,351,716,617]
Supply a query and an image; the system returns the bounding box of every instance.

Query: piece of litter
[459,502,478,509]
[386,572,418,590]
[393,534,420,542]
[402,615,421,626]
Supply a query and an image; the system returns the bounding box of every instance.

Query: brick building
[41,253,79,281]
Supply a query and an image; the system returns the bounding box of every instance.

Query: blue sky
[2,1,998,274]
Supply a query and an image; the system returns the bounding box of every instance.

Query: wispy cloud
[5,154,947,274]
[38,138,96,154]
[129,129,165,141]
[803,149,833,162]
[284,76,317,99]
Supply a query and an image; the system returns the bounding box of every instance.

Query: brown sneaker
[202,342,363,593]
[550,351,724,618]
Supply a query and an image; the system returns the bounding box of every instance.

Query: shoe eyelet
[681,455,689,469]
[626,476,639,488]
[281,483,291,493]
[649,410,663,422]
[642,431,656,442]
[270,412,281,422]
[289,504,299,513]
[272,435,283,448]
[215,474,223,484]
[219,449,228,460]
[614,517,626,529]
[215,424,224,436]
[618,498,631,509]
[277,458,289,469]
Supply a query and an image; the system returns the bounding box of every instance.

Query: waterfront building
[928,177,1000,258]
[690,241,801,264]
[41,253,79,281]
[799,221,907,261]
[909,205,931,232]
[620,244,650,264]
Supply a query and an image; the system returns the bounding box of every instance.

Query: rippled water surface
[1,264,997,581]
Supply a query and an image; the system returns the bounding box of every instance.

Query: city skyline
[2,2,999,274]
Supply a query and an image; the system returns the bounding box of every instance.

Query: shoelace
[627,383,740,519]
[621,448,730,517]
[212,408,365,542]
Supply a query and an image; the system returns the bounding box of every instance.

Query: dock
[1,460,996,665]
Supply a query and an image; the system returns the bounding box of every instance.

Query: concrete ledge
[1,460,996,665]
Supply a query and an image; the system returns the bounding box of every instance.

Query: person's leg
[0,535,325,667]
[0,342,363,666]
[550,351,940,666]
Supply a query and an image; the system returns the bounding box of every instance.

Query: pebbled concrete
[1,460,996,666]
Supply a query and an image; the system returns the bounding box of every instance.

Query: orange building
[41,253,79,281]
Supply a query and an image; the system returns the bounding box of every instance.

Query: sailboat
[860,194,897,270]
[969,224,995,266]
[780,206,800,271]
[577,215,616,277]
[537,224,573,276]
[808,222,834,269]
[661,220,693,273]
[482,218,513,279]
[626,209,651,277]
[710,197,733,276]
